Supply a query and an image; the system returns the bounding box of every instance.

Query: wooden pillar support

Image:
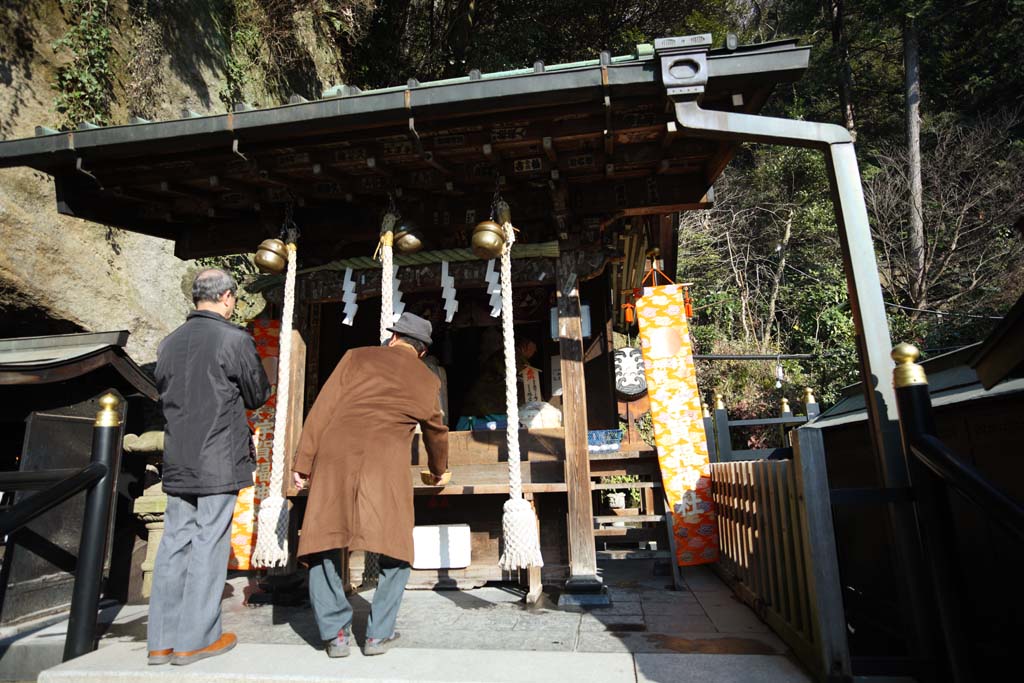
[555,250,606,602]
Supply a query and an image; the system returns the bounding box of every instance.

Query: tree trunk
[823,0,857,140]
[762,214,793,349]
[904,16,926,314]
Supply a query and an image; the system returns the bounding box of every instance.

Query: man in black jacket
[146,268,271,666]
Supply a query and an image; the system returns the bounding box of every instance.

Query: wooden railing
[705,389,820,462]
[710,427,851,682]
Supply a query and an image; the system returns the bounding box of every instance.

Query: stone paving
[99,559,792,658]
[9,559,814,682]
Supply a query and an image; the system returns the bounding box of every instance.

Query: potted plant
[601,475,642,516]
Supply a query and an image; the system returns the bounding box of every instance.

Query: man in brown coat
[292,312,448,658]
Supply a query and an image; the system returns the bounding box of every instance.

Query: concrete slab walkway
[13,560,814,682]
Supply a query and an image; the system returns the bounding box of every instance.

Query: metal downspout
[655,34,935,678]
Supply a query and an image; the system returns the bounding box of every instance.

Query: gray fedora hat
[387,312,433,345]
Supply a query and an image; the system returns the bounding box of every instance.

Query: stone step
[38,642,814,683]
[0,601,137,683]
[40,642,638,683]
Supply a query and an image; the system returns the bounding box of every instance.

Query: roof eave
[0,42,810,174]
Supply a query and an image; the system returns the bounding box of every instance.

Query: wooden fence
[710,427,851,682]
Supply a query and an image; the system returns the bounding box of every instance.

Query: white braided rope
[252,242,296,568]
[365,213,397,584]
[379,213,397,343]
[500,223,523,500]
[496,203,544,570]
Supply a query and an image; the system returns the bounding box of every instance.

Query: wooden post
[283,328,307,497]
[792,427,852,680]
[556,250,603,600]
[524,492,543,605]
[712,391,732,462]
[778,397,791,446]
[803,387,820,419]
[702,400,716,463]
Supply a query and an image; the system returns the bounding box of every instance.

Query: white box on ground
[412,524,471,569]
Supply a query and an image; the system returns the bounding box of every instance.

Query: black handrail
[0,393,124,663]
[0,469,83,491]
[911,434,1024,544]
[0,463,107,537]
[890,343,1023,683]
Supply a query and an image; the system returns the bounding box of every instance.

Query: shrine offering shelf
[411,461,566,496]
[411,428,566,467]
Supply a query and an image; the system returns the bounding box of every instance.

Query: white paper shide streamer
[441,260,459,323]
[392,265,404,322]
[252,242,296,568]
[342,268,358,326]
[485,259,501,318]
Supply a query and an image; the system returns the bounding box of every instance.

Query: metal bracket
[654,34,713,100]
[75,157,102,188]
[408,116,450,176]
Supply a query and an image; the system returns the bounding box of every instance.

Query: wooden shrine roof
[0,37,808,262]
[0,330,158,399]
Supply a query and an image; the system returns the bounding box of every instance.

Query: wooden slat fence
[710,427,851,682]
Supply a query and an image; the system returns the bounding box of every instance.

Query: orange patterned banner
[636,285,719,566]
[228,319,280,571]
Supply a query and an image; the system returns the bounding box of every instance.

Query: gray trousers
[147,492,237,652]
[308,551,410,642]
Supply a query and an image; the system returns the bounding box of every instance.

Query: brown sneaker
[171,632,237,666]
[147,648,173,665]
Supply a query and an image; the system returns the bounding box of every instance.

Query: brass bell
[394,222,424,254]
[255,238,287,274]
[471,220,505,259]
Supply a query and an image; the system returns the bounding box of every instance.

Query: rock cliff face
[0,1,348,361]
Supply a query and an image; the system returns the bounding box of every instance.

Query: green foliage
[52,0,114,128]
[217,0,265,107]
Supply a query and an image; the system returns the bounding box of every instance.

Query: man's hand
[292,471,309,491]
[420,470,451,486]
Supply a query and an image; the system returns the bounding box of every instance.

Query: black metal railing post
[891,344,970,682]
[62,393,123,662]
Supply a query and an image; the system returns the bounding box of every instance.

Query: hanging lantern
[471,219,505,259]
[394,221,425,254]
[255,238,287,274]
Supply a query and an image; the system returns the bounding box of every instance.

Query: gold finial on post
[892,343,928,388]
[713,391,725,410]
[803,386,816,405]
[779,397,791,416]
[95,393,121,428]
[701,400,710,418]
